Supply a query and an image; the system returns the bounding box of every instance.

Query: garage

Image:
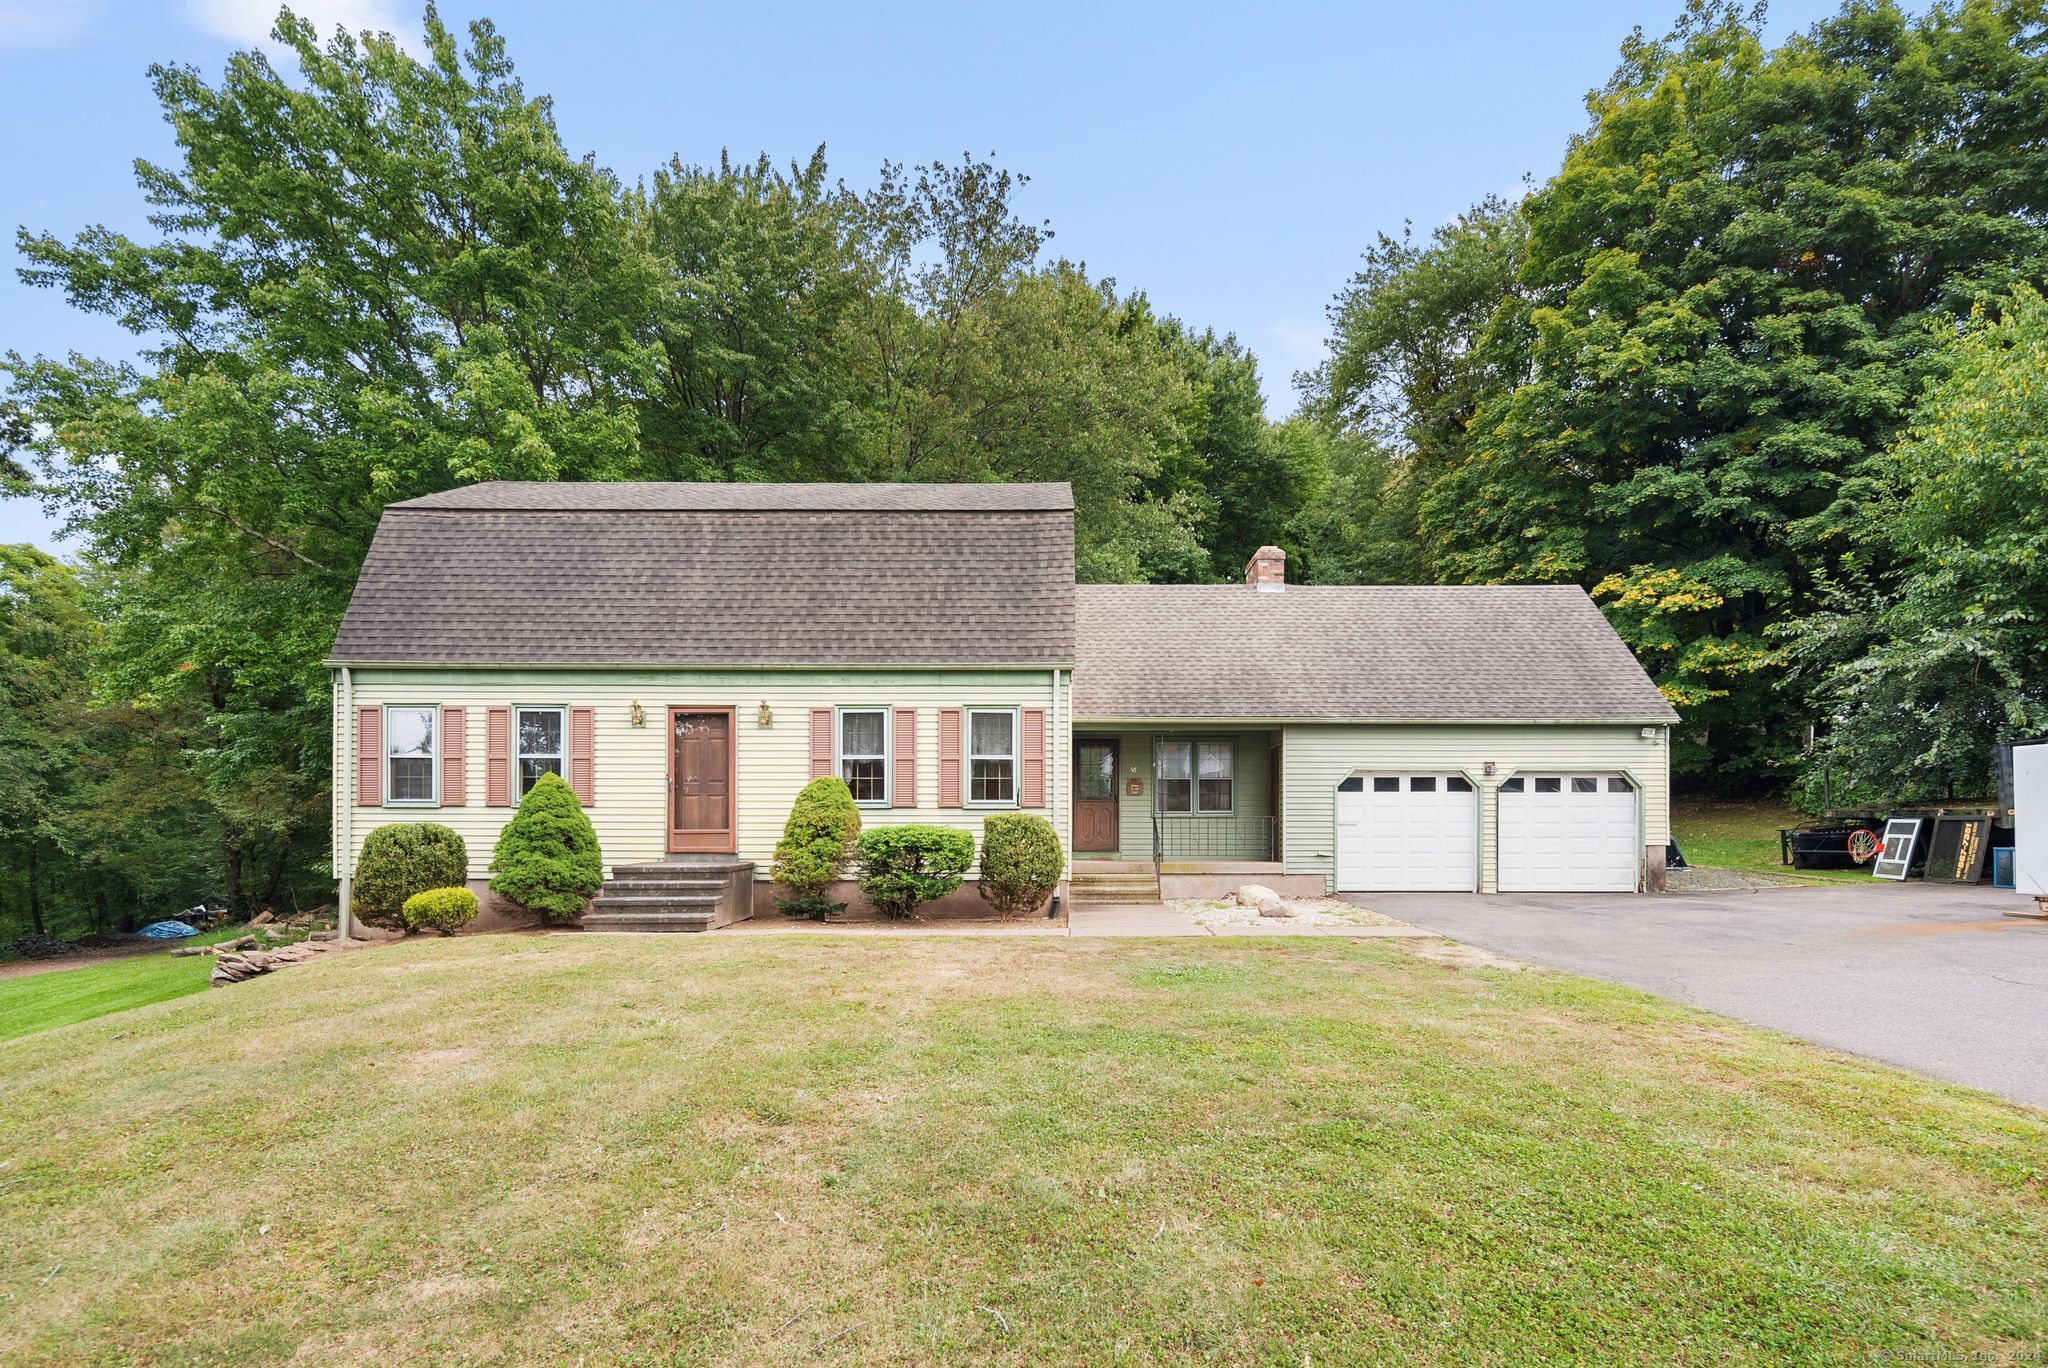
[1335,772,1477,891]
[1497,774,1640,892]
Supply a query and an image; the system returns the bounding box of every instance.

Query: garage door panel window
[1373,776,1399,793]
[1535,777,1562,793]
[1608,777,1634,792]
[1499,777,1524,792]
[1446,776,1472,792]
[1410,776,1436,792]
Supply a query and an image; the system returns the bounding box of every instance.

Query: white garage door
[1497,774,1639,892]
[1336,773,1477,891]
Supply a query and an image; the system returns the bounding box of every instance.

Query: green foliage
[771,776,861,920]
[489,772,602,923]
[353,823,468,929]
[853,825,974,920]
[401,886,478,937]
[1784,285,2048,801]
[976,814,1064,919]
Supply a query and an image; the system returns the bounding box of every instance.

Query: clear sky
[0,0,1839,554]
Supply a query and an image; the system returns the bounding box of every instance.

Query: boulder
[1236,884,1280,907]
[1256,897,1295,919]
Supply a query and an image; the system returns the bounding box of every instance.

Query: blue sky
[0,0,1839,554]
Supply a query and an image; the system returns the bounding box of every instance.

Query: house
[328,481,1677,931]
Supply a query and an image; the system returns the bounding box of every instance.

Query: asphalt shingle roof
[1073,584,1677,723]
[330,483,1076,666]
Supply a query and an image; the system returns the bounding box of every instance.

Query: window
[839,708,889,805]
[386,705,437,804]
[1535,777,1562,793]
[1499,777,1525,792]
[1409,776,1438,792]
[1607,776,1634,793]
[1571,777,1599,794]
[515,707,565,799]
[1446,776,1473,792]
[1337,776,1364,793]
[1196,741,1234,814]
[1372,776,1400,793]
[967,708,1016,805]
[1156,741,1192,812]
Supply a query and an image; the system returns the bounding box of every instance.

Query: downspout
[336,666,353,940]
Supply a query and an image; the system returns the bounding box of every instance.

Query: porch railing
[1151,814,1277,863]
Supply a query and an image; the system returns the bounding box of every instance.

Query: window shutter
[569,706,595,805]
[1020,708,1046,808]
[356,706,383,807]
[809,708,833,780]
[893,708,917,808]
[486,706,512,807]
[440,707,467,806]
[938,708,962,808]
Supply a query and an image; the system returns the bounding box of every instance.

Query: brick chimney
[1244,545,1286,592]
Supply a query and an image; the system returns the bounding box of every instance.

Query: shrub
[352,823,468,928]
[771,776,862,920]
[977,814,1064,919]
[401,886,478,936]
[489,772,603,923]
[854,825,974,920]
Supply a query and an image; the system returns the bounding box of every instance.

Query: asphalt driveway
[1355,882,2048,1109]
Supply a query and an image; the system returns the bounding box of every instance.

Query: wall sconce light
[628,700,646,728]
[1482,761,1496,776]
[757,701,774,728]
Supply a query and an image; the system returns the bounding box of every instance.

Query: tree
[489,772,602,923]
[1417,0,2048,789]
[6,6,661,905]
[1785,286,2048,801]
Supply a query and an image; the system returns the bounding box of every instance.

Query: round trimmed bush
[854,825,974,920]
[771,776,862,919]
[401,886,478,936]
[489,771,603,924]
[977,813,1064,918]
[352,823,468,929]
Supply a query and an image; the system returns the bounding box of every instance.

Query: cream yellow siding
[1074,729,1279,861]
[1280,722,1670,893]
[338,668,1071,882]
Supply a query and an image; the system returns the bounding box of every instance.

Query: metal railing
[1152,814,1277,863]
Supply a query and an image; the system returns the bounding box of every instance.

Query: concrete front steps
[583,855,754,932]
[1069,861,1162,905]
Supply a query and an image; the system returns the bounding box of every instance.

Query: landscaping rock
[1236,884,1279,907]
[7,933,82,960]
[1256,898,1295,919]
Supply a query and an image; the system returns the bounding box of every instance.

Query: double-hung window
[385,705,437,805]
[839,707,889,805]
[516,707,566,799]
[967,708,1017,805]
[1157,739,1234,815]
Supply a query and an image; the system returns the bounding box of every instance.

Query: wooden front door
[669,708,735,852]
[1074,738,1120,853]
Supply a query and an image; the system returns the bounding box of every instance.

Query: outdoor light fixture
[1482,761,1497,776]
[757,701,774,728]
[628,700,646,727]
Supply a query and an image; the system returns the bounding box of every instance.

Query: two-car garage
[1336,771,1642,893]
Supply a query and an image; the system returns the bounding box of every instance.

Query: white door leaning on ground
[1497,774,1639,893]
[1335,773,1478,892]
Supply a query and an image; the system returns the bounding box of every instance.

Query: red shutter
[938,708,962,808]
[810,708,834,780]
[440,707,467,806]
[486,706,512,806]
[1020,708,1046,808]
[893,708,917,808]
[356,706,383,807]
[569,707,595,805]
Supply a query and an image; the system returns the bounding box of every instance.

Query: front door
[1074,738,1120,853]
[669,708,735,852]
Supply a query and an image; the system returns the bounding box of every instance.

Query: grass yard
[0,927,258,1042]
[1672,798,1871,883]
[3,934,2044,1365]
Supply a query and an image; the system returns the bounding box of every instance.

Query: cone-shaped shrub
[489,772,603,923]
[771,776,862,919]
[352,822,467,928]
[977,813,1063,918]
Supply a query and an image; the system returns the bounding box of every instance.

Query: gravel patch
[1177,896,1402,929]
[1669,865,1830,892]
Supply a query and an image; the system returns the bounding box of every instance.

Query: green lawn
[2,934,2042,1364]
[1673,798,1872,883]
[0,927,261,1042]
